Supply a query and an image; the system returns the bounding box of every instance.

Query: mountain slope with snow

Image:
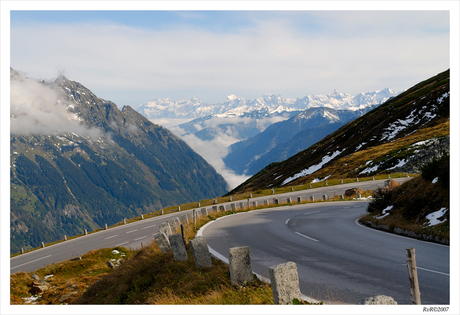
[229,69,450,194]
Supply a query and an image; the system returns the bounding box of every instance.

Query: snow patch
[425,208,447,226]
[376,205,393,219]
[432,177,438,184]
[281,149,344,186]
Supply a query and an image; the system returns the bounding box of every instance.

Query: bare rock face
[359,295,398,305]
[345,188,364,197]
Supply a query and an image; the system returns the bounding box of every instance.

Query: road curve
[198,201,449,305]
[10,178,412,273]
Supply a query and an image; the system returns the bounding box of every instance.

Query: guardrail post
[105,223,108,230]
[269,261,301,305]
[406,248,421,304]
[64,235,67,241]
[123,219,127,225]
[84,229,88,235]
[41,242,45,248]
[21,248,24,254]
[161,209,164,215]
[178,206,181,212]
[141,214,144,219]
[229,246,253,286]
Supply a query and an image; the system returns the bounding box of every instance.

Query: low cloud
[10,73,103,138]
[170,126,249,190]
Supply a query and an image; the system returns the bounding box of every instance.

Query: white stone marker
[190,236,212,268]
[159,222,172,236]
[201,207,208,216]
[169,233,188,261]
[297,196,302,203]
[229,246,253,286]
[154,233,172,254]
[179,214,189,225]
[269,261,301,305]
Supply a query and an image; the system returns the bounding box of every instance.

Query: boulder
[344,188,364,197]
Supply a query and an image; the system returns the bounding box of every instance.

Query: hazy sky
[7,4,453,109]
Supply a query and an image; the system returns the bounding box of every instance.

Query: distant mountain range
[229,69,450,194]
[136,88,399,120]
[10,68,228,254]
[223,106,377,175]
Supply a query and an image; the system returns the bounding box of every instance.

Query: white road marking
[11,255,52,269]
[295,231,319,242]
[402,264,449,276]
[304,211,321,215]
[104,235,118,239]
[135,236,148,241]
[285,218,291,225]
[126,229,138,234]
[141,224,156,229]
[115,242,129,247]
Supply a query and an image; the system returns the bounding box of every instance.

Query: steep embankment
[229,69,449,194]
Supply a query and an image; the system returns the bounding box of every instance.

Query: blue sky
[6,6,454,108]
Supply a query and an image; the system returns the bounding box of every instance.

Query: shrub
[367,188,395,213]
[421,153,449,189]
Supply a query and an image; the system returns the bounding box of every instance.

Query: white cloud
[10,73,103,138]
[10,11,449,107]
[169,126,249,190]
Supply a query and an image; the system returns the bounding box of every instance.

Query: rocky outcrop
[359,295,398,305]
[393,136,449,174]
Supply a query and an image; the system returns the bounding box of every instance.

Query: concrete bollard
[356,178,359,182]
[214,199,217,204]
[212,205,218,213]
[272,189,275,194]
[231,203,236,211]
[239,202,244,210]
[229,246,253,286]
[264,200,269,206]
[141,214,144,219]
[169,233,188,261]
[406,173,409,177]
[201,208,208,216]
[269,261,301,305]
[249,193,252,198]
[193,209,197,225]
[177,206,181,212]
[357,193,362,199]
[309,184,312,189]
[325,181,328,186]
[274,198,279,205]
[21,248,24,254]
[179,214,189,225]
[168,217,181,233]
[388,174,391,178]
[252,201,258,208]
[123,219,127,225]
[41,242,45,248]
[372,176,375,180]
[297,196,302,203]
[154,233,172,254]
[105,223,108,230]
[159,221,173,236]
[287,197,292,204]
[323,194,327,200]
[340,194,344,200]
[64,235,67,241]
[84,229,88,235]
[161,209,164,215]
[310,196,315,202]
[219,205,225,212]
[340,179,343,184]
[229,197,232,202]
[190,236,212,268]
[291,187,294,191]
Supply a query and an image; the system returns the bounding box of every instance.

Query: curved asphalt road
[13,176,442,304]
[10,178,410,274]
[199,201,450,305]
